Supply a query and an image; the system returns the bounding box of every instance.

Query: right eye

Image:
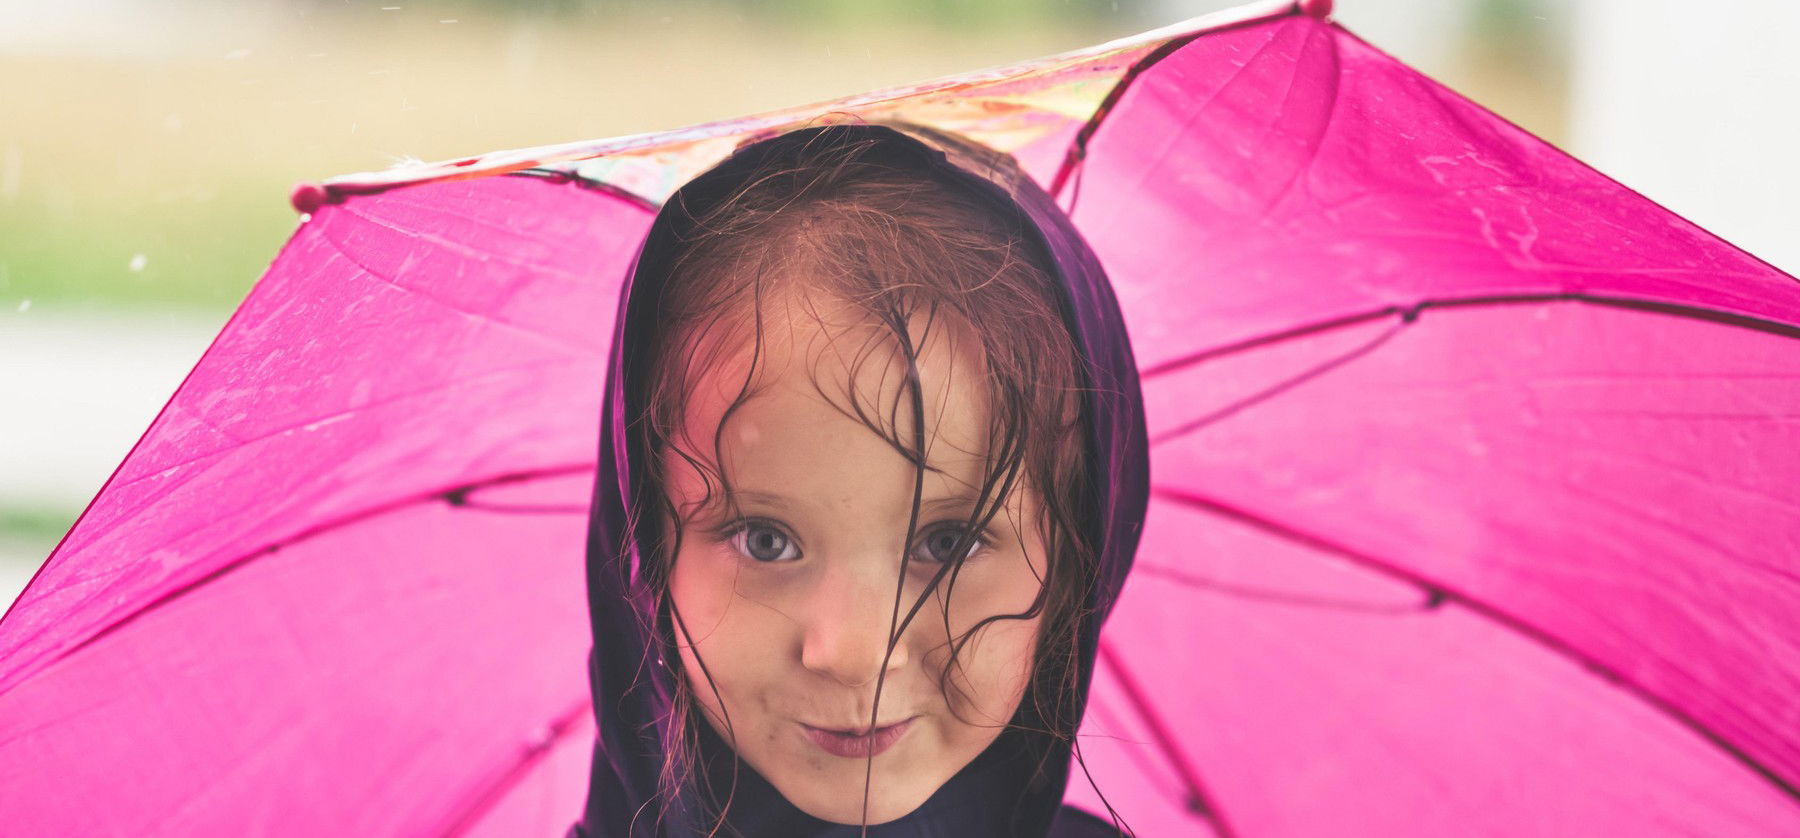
[728,521,802,563]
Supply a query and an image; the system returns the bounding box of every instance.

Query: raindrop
[129,254,148,273]
[17,299,30,313]
[439,18,458,24]
[224,48,252,60]
[381,6,402,10]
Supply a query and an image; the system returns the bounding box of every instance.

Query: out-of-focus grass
[0,505,75,546]
[1,187,289,310]
[0,505,74,606]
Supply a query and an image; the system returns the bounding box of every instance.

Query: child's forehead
[678,287,992,456]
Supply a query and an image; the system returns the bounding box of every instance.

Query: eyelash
[714,519,992,565]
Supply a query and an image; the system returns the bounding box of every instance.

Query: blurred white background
[3,0,1796,610]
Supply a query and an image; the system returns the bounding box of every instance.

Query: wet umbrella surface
[3,1,1798,835]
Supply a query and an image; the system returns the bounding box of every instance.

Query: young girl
[574,123,1149,837]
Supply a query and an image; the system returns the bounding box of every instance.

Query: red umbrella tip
[1299,0,1333,19]
[289,182,333,215]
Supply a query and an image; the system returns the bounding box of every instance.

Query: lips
[800,717,917,759]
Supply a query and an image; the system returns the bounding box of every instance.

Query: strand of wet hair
[859,298,930,836]
[688,260,785,838]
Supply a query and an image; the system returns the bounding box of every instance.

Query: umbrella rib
[513,167,664,213]
[446,495,590,515]
[1132,561,1440,613]
[1142,291,1800,382]
[1075,698,1192,827]
[26,463,599,686]
[1048,4,1302,199]
[1096,640,1239,836]
[1150,318,1403,446]
[1150,485,1800,806]
[437,696,596,838]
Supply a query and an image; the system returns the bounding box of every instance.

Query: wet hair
[625,124,1103,834]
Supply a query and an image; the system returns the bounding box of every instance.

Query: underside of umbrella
[3,1,1796,834]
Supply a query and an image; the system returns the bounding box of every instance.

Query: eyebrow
[729,489,983,514]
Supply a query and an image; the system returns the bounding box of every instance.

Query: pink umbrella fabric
[3,0,1797,834]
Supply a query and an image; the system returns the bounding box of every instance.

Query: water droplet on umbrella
[129,254,148,273]
[525,724,555,751]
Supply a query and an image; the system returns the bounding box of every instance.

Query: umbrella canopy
[4,0,1797,834]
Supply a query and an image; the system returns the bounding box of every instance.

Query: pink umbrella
[4,0,1797,834]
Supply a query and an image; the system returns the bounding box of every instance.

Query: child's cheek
[669,545,747,648]
[921,555,1044,724]
[673,547,804,657]
[938,613,1040,725]
[932,547,1046,643]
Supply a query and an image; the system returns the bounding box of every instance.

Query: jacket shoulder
[1050,805,1125,837]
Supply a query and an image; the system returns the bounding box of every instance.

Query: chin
[781,774,934,826]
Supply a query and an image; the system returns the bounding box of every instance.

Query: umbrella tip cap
[290,182,333,215]
[1299,0,1333,19]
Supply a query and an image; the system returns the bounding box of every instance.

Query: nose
[799,561,911,688]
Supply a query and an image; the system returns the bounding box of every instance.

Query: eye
[912,523,986,565]
[728,521,802,563]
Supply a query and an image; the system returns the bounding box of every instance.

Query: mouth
[800,717,917,759]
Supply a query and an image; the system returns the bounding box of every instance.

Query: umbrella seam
[1132,561,1437,613]
[1256,22,1344,216]
[436,696,597,838]
[1097,640,1239,836]
[1330,23,1800,288]
[2,464,597,698]
[1048,4,1304,199]
[1141,292,1800,381]
[1149,318,1403,445]
[1151,486,1800,806]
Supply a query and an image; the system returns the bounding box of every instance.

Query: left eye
[913,524,985,564]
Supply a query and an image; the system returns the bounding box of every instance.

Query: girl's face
[664,294,1048,825]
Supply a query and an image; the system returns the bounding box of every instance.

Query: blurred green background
[0,0,1575,605]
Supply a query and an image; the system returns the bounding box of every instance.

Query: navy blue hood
[576,123,1148,837]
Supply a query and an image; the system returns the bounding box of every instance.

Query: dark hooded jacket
[573,124,1149,838]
